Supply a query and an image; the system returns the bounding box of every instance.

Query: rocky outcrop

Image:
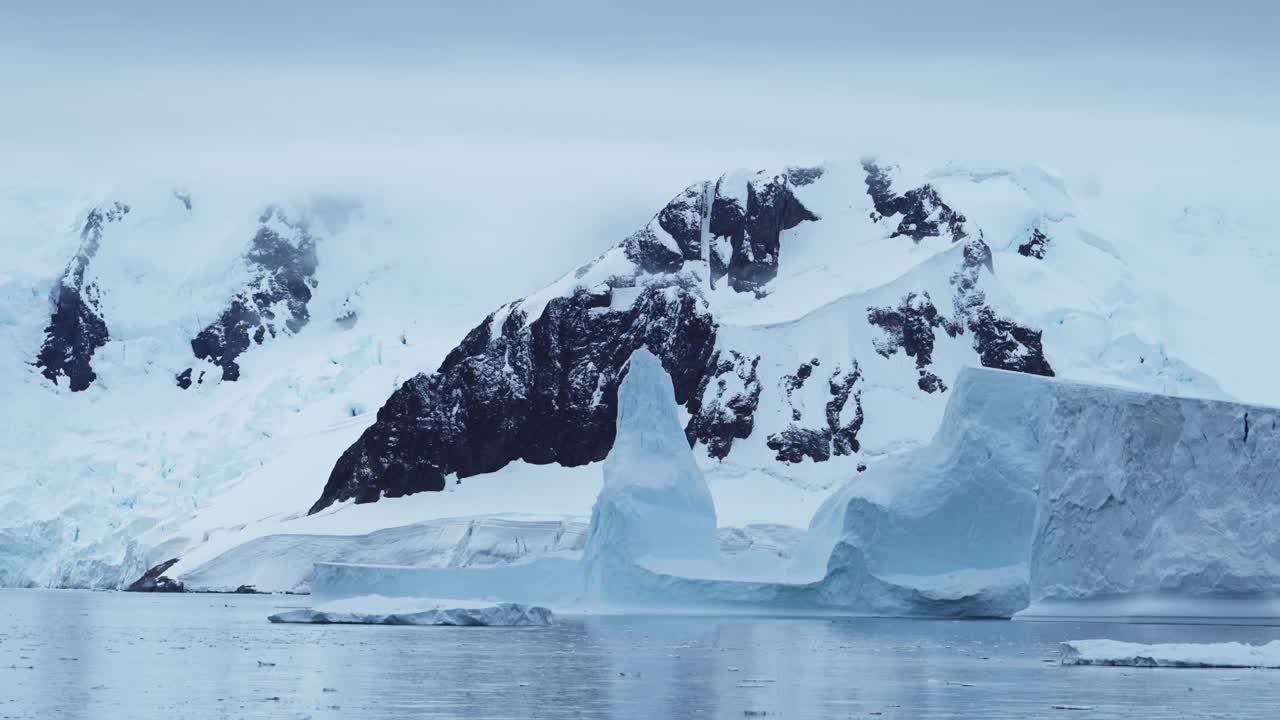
[310,163,1054,514]
[716,173,820,295]
[35,202,129,391]
[312,282,718,511]
[684,349,762,459]
[125,558,185,592]
[767,360,863,463]
[1017,228,1049,259]
[867,293,957,393]
[863,160,967,243]
[178,207,318,385]
[311,169,820,513]
[869,234,1053,389]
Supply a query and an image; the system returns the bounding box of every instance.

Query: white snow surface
[1061,639,1280,669]
[267,594,554,626]
[2,159,1276,591]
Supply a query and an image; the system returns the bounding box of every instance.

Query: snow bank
[1061,639,1280,668]
[268,595,554,626]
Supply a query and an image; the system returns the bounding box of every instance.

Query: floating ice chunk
[267,594,554,626]
[1060,639,1280,668]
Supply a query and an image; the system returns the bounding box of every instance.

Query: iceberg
[268,595,554,626]
[268,360,1280,622]
[582,348,720,600]
[1017,373,1280,623]
[1061,639,1280,669]
[813,365,1280,623]
[285,351,1029,618]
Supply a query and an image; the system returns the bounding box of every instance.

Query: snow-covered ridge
[0,156,1262,591]
[313,157,1207,521]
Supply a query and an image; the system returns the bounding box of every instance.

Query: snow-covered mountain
[0,159,1264,590]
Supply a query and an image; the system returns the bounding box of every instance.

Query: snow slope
[1,157,1274,590]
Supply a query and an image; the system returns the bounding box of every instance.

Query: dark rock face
[867,293,958,393]
[126,558,185,593]
[311,163,1054,513]
[179,207,318,384]
[863,160,967,243]
[623,226,685,275]
[870,234,1053,387]
[767,360,863,463]
[717,174,820,296]
[656,183,708,262]
[1017,228,1049,259]
[311,282,718,512]
[951,236,1054,376]
[967,306,1055,376]
[685,350,762,459]
[624,170,820,295]
[35,202,129,392]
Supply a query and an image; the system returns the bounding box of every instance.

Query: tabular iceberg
[1019,373,1280,622]
[812,365,1280,622]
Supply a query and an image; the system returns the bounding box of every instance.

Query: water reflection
[4,590,1280,719]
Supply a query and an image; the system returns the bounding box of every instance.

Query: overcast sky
[4,1,1278,300]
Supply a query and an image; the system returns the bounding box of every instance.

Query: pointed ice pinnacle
[582,348,718,598]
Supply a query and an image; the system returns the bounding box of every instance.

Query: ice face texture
[1024,373,1280,620]
[815,365,1280,622]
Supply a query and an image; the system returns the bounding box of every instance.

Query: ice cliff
[814,366,1280,622]
[1020,374,1280,622]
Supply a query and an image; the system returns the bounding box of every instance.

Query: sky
[3,0,1279,301]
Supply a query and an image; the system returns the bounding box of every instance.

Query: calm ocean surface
[4,589,1280,719]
